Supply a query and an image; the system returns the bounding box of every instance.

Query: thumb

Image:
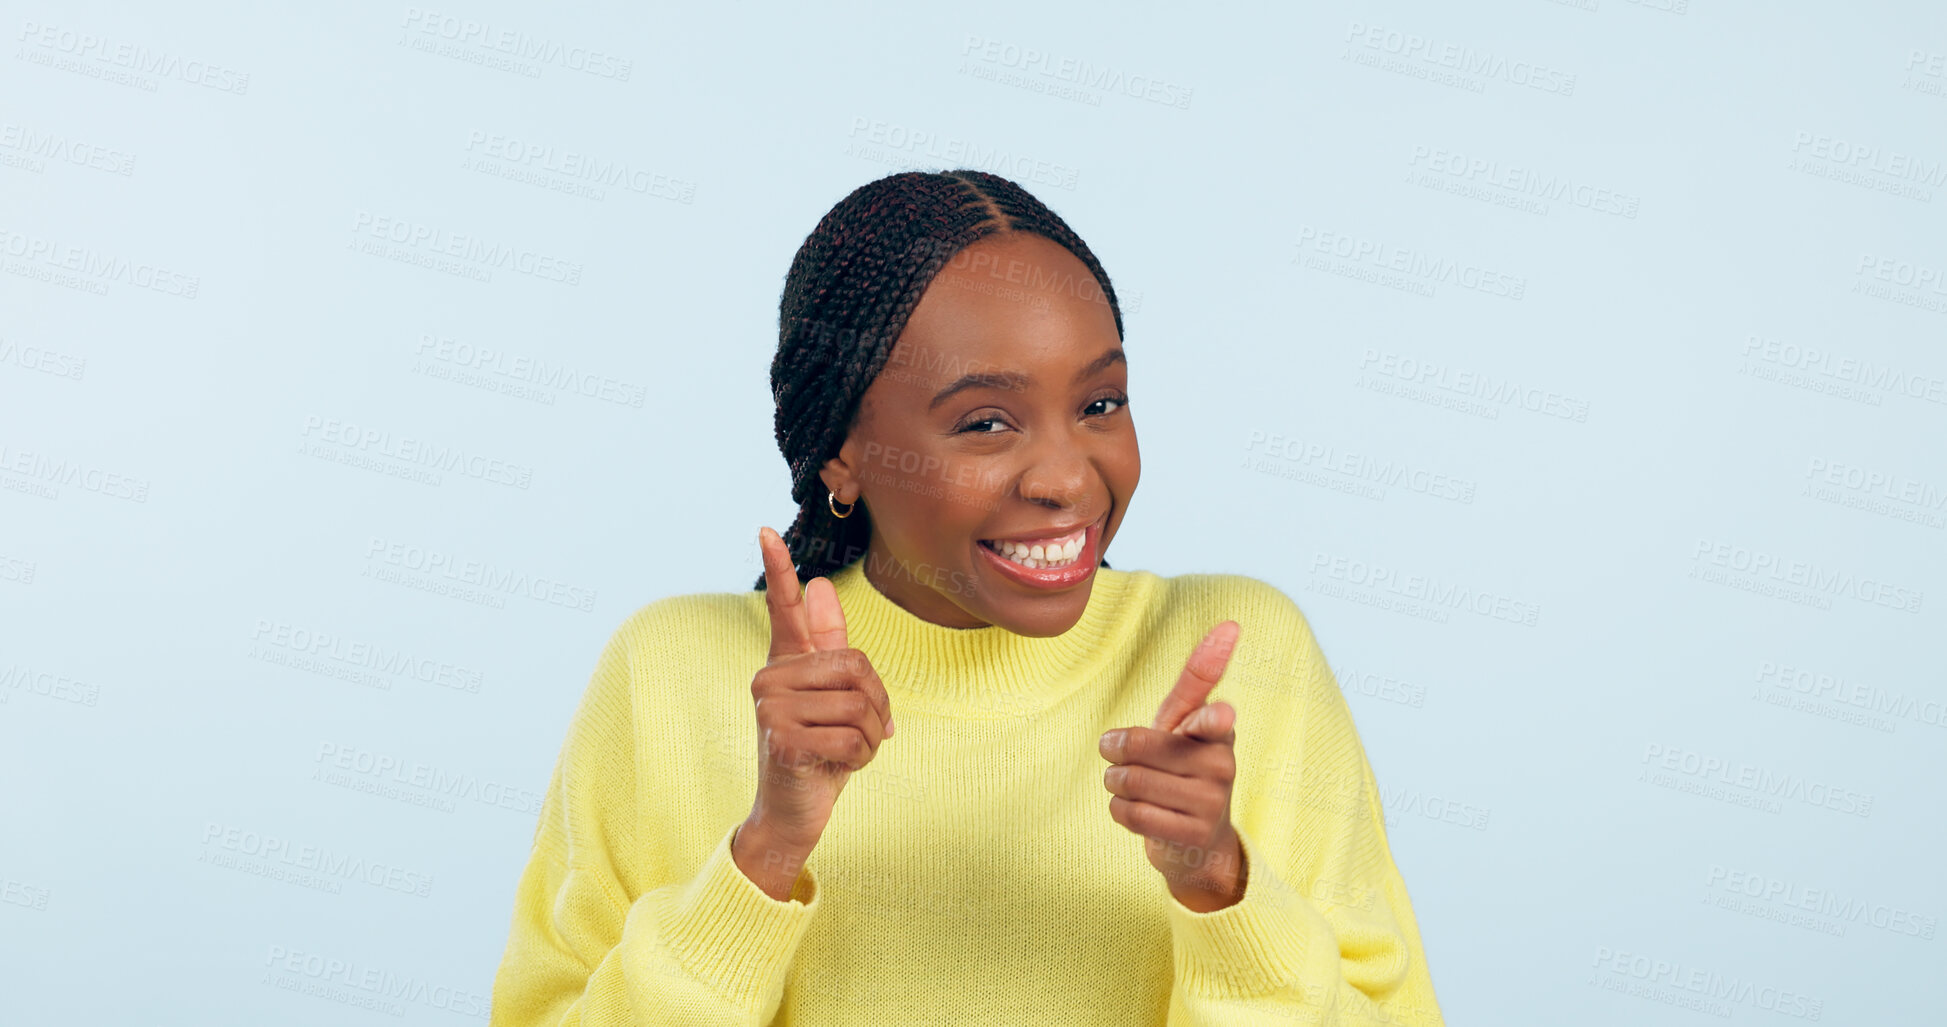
[806,576,848,651]
[1153,621,1240,732]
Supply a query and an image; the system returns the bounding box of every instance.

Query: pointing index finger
[759,526,814,663]
[1152,621,1240,733]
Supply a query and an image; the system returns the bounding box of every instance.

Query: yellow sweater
[490,557,1445,1026]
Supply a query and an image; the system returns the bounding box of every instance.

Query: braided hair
[754,169,1124,591]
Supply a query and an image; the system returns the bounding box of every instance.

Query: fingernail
[1099,729,1125,755]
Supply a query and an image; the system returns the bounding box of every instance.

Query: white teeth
[985,529,1086,570]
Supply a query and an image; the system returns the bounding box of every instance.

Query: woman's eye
[957,396,1126,433]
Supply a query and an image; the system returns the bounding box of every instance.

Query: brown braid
[755,169,1123,591]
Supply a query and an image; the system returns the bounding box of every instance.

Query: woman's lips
[975,515,1103,590]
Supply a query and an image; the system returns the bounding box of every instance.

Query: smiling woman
[791,231,1135,634]
[488,170,1446,1026]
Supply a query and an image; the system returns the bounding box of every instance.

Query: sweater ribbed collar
[816,557,1149,717]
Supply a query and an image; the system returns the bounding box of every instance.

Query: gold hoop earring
[827,490,856,518]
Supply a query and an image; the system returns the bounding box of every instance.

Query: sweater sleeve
[1161,605,1446,1027]
[488,616,825,1026]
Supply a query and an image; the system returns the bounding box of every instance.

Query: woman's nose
[1018,438,1092,510]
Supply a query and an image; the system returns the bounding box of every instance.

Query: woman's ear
[819,454,859,506]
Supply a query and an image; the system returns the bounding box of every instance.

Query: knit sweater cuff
[643,822,821,1006]
[1164,826,1337,998]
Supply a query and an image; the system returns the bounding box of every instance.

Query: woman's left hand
[1099,621,1246,913]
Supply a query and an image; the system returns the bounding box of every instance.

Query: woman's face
[820,231,1138,635]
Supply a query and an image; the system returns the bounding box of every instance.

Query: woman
[489,170,1445,1025]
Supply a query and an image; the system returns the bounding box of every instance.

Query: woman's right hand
[732,526,896,899]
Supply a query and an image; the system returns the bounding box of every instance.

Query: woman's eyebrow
[928,370,1031,410]
[926,348,1126,411]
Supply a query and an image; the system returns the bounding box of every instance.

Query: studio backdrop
[1,1,1941,1023]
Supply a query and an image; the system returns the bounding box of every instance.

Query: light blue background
[2,1,1941,1023]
